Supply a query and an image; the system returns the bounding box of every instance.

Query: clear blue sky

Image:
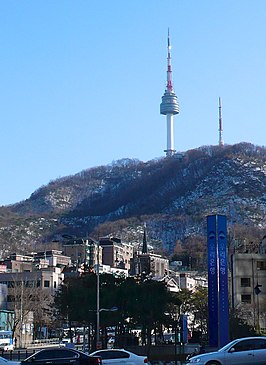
[1,0,266,206]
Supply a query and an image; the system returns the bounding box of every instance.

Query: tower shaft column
[166,114,175,155]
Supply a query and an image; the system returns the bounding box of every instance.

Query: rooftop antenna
[219,97,224,146]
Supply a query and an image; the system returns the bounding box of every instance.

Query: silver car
[90,349,149,365]
[186,336,266,365]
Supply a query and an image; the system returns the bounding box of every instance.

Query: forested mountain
[0,142,265,259]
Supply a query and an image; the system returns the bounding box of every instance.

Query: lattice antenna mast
[219,97,224,146]
[167,29,173,92]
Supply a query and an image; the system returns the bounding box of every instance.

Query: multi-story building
[0,250,68,295]
[0,250,71,273]
[0,250,69,347]
[34,250,71,269]
[0,269,64,294]
[63,238,102,268]
[178,273,206,291]
[99,237,134,271]
[0,253,34,273]
[168,270,208,291]
[230,251,266,333]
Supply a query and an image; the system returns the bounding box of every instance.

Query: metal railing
[1,349,36,361]
[26,338,61,348]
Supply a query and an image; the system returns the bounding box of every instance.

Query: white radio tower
[160,29,179,156]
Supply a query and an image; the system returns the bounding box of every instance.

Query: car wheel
[206,361,221,365]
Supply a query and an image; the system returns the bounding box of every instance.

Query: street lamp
[96,241,100,347]
[95,238,118,349]
[96,304,118,349]
[92,304,118,350]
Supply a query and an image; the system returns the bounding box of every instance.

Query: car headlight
[188,358,202,363]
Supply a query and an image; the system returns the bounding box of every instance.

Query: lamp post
[96,306,118,348]
[96,240,100,347]
[95,237,118,348]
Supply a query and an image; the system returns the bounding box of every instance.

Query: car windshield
[218,339,239,352]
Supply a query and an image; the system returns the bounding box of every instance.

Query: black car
[21,348,102,365]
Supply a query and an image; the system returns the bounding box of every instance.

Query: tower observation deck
[160,30,179,156]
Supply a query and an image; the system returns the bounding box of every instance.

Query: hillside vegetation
[0,143,265,259]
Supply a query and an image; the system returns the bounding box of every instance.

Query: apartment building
[63,238,102,268]
[0,250,69,346]
[34,250,71,269]
[230,251,266,333]
[99,237,134,271]
[0,253,34,273]
[0,251,67,295]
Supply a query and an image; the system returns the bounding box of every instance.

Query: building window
[54,281,56,289]
[44,280,50,288]
[257,261,266,270]
[241,294,251,304]
[7,295,14,302]
[241,278,251,287]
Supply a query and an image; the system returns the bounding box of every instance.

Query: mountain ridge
[1,142,265,256]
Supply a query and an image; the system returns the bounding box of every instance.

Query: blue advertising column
[179,314,188,344]
[207,215,229,348]
[217,215,229,347]
[207,215,219,348]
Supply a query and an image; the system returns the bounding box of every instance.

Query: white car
[0,344,14,352]
[59,339,72,347]
[186,336,266,365]
[90,349,149,365]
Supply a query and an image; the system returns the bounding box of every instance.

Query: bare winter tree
[7,274,53,347]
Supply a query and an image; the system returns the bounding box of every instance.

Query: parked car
[186,336,266,365]
[21,348,102,365]
[0,343,14,352]
[59,339,72,347]
[90,349,149,365]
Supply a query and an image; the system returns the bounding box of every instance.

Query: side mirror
[229,347,235,353]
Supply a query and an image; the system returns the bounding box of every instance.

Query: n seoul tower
[160,29,179,156]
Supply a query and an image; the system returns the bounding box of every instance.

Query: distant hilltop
[0,142,265,256]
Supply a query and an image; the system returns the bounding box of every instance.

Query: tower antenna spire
[167,28,173,92]
[219,97,224,146]
[160,29,179,157]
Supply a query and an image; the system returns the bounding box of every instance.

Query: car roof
[92,349,127,352]
[37,348,77,353]
[233,336,266,340]
[23,347,85,361]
